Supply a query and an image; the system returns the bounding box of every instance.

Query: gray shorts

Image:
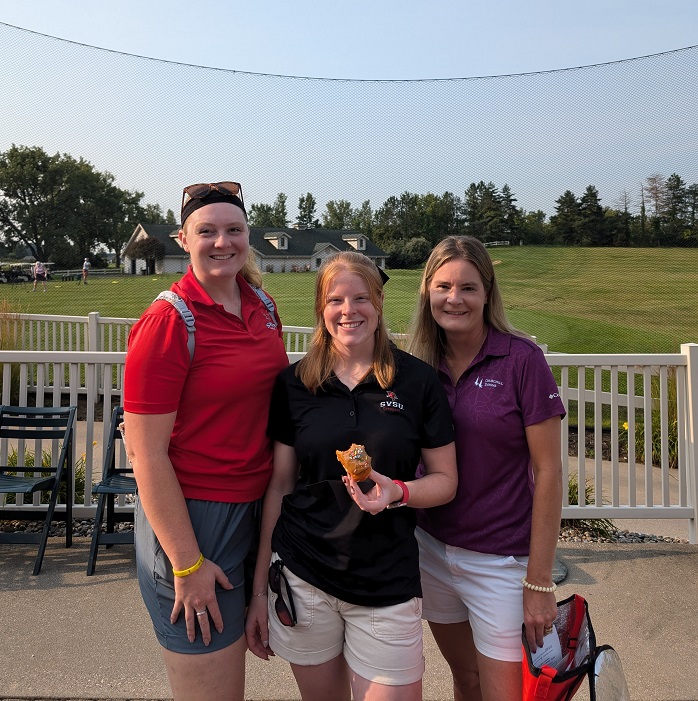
[135,497,255,654]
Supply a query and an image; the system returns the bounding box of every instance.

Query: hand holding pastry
[342,469,405,515]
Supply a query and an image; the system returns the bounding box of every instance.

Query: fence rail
[1,342,697,541]
[4,311,316,355]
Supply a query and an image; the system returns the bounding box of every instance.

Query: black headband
[181,192,247,226]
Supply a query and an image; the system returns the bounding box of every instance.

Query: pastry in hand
[336,443,373,482]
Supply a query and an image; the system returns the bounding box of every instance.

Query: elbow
[444,474,458,504]
[432,473,458,507]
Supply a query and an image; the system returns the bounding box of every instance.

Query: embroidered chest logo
[380,390,405,413]
[262,311,278,330]
[474,376,503,389]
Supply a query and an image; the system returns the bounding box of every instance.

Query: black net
[1,22,697,351]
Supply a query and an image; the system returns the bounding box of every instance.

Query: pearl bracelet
[521,576,557,593]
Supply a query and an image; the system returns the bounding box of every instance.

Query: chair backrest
[102,406,129,480]
[0,405,77,475]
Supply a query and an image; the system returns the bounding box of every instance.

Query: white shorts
[416,527,528,663]
[267,556,425,686]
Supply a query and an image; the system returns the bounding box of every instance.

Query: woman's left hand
[523,587,558,652]
[342,469,402,515]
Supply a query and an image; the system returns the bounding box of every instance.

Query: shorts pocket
[371,597,423,640]
[502,554,529,570]
[273,565,315,629]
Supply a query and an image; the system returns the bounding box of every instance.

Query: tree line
[2,145,697,268]
[252,178,698,266]
[0,145,175,267]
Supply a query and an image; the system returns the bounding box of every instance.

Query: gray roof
[133,224,387,260]
[249,227,386,258]
[137,224,184,256]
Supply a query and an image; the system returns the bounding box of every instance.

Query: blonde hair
[408,236,526,369]
[181,206,262,288]
[298,251,395,393]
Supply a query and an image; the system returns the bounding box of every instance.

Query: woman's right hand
[342,469,403,514]
[170,558,233,646]
[245,594,273,660]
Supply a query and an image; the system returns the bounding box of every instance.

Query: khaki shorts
[267,557,425,686]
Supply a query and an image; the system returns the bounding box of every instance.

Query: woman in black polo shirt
[246,252,457,701]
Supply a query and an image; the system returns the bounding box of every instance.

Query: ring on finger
[544,625,553,635]
[196,610,207,617]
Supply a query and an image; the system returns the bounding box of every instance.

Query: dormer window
[342,233,367,251]
[263,232,290,250]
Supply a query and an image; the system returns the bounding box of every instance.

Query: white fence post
[681,343,698,543]
[87,312,100,405]
[87,312,100,352]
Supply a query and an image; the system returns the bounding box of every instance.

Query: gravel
[558,525,689,544]
[0,520,689,544]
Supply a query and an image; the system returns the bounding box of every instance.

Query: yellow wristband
[173,552,205,578]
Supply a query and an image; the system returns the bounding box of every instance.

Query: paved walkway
[1,528,696,701]
[2,429,696,700]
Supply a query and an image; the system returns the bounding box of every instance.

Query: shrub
[561,473,616,539]
[620,369,679,469]
[0,299,20,404]
[2,445,86,505]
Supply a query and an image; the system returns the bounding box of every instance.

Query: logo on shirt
[549,392,560,399]
[380,391,404,413]
[474,376,503,389]
[262,311,278,330]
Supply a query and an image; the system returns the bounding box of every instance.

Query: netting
[1,22,697,351]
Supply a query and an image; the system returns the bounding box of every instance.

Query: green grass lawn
[2,247,697,353]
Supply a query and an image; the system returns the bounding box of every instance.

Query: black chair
[87,406,136,575]
[0,405,77,575]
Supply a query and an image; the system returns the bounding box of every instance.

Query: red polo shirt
[124,267,288,502]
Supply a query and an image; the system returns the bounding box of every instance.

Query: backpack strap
[155,291,196,362]
[154,286,277,363]
[252,286,279,326]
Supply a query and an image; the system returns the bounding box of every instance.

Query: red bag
[522,594,596,701]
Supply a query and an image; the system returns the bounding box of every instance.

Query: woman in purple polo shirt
[409,235,565,700]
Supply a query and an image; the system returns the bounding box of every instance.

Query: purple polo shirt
[417,327,565,555]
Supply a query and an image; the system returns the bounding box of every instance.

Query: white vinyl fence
[1,339,697,541]
[4,312,315,354]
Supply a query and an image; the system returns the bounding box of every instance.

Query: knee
[452,666,480,695]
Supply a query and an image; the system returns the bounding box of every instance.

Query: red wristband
[393,479,409,505]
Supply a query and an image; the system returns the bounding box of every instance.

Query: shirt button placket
[349,397,357,427]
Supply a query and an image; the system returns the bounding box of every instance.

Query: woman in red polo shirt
[123,182,288,701]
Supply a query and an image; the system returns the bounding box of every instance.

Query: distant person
[124,181,288,701]
[246,251,457,701]
[32,261,47,292]
[82,257,91,284]
[408,235,565,700]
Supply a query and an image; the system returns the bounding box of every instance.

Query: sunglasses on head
[181,181,244,212]
[268,560,297,627]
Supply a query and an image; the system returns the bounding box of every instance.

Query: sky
[0,1,697,220]
[0,0,696,80]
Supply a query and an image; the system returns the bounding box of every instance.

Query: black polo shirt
[269,348,454,607]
